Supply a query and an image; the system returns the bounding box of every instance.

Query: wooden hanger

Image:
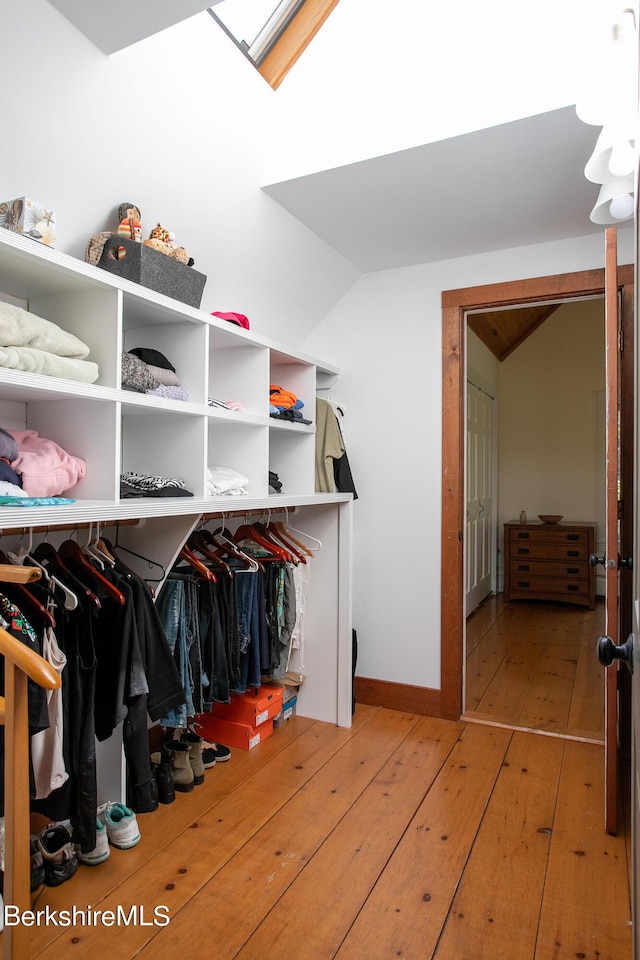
[262,520,306,563]
[253,521,300,564]
[271,520,315,558]
[58,539,126,605]
[32,540,101,609]
[0,549,56,629]
[206,527,262,573]
[188,531,233,575]
[179,546,217,582]
[233,522,291,562]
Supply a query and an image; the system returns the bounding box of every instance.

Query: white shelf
[0,228,338,502]
[0,227,353,733]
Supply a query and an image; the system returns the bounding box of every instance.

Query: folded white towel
[0,346,99,383]
[0,301,91,359]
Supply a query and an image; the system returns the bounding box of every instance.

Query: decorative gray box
[98,236,206,308]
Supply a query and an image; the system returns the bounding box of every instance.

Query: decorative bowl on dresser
[503,520,596,609]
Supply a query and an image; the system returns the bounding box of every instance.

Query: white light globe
[609,193,634,220]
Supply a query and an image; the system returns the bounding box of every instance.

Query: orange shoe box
[212,685,283,728]
[196,714,274,751]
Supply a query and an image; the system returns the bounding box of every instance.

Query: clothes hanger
[253,519,300,564]
[203,519,261,573]
[33,537,102,610]
[233,520,291,562]
[105,530,166,582]
[85,522,115,568]
[0,547,57,629]
[271,520,314,558]
[178,545,217,582]
[279,508,322,552]
[22,552,78,612]
[187,531,233,575]
[263,515,306,563]
[58,537,126,605]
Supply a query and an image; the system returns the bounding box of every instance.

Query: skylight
[208,0,340,89]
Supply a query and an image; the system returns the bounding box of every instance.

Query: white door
[465,380,495,616]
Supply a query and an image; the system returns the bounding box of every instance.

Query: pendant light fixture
[576,5,638,224]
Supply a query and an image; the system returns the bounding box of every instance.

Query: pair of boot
[152,730,205,798]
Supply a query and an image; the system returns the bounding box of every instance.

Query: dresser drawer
[509,541,589,562]
[509,559,589,581]
[509,527,590,547]
[508,575,589,599]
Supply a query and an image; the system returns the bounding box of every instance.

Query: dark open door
[603,227,621,834]
[598,226,634,834]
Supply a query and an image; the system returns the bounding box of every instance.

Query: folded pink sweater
[8,429,86,497]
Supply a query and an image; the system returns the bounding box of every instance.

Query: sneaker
[187,721,231,767]
[30,837,45,890]
[97,802,141,849]
[75,818,110,865]
[37,823,78,887]
[202,739,231,767]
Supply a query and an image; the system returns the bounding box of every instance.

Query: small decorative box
[0,197,56,247]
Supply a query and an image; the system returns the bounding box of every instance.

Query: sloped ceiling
[48,0,217,55]
[262,107,605,272]
[47,2,612,275]
[468,305,562,361]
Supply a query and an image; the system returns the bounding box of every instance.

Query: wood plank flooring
[465,595,605,740]
[10,703,630,960]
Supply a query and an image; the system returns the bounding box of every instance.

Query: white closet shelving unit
[0,228,353,752]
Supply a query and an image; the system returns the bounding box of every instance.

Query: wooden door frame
[440,264,634,721]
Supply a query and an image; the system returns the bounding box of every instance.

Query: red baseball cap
[212,311,250,330]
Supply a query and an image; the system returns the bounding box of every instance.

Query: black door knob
[590,553,606,567]
[597,634,633,672]
[619,555,633,570]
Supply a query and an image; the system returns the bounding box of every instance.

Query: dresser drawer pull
[517,532,530,539]
[567,567,580,575]
[567,534,579,541]
[518,548,530,555]
[567,584,579,591]
[518,564,530,571]
[567,550,579,557]
[518,581,530,588]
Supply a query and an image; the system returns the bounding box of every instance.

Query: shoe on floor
[187,721,231,767]
[97,802,141,849]
[30,837,45,890]
[37,823,78,887]
[202,739,231,767]
[75,818,110,865]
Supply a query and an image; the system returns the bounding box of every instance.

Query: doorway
[439,264,634,724]
[463,296,606,738]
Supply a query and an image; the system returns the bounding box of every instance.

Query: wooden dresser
[503,520,596,609]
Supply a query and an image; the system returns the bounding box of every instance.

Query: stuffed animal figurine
[117,203,142,242]
[86,204,195,267]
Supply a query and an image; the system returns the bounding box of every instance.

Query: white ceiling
[48,0,217,55]
[262,107,607,273]
[47,1,610,274]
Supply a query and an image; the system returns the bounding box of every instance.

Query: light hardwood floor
[10,701,631,960]
[465,594,605,740]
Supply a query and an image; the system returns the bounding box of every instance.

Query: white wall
[301,230,633,689]
[0,1,358,345]
[498,298,605,537]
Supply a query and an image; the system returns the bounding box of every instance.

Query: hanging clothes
[315,397,358,498]
[31,624,68,799]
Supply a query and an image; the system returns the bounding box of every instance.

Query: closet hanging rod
[0,518,144,538]
[200,507,299,521]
